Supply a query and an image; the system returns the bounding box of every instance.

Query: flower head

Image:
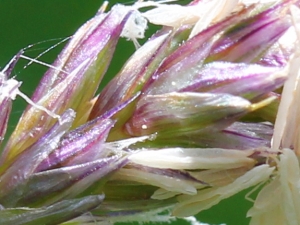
[1,0,300,224]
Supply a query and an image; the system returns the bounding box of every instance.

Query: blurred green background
[0,1,253,224]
